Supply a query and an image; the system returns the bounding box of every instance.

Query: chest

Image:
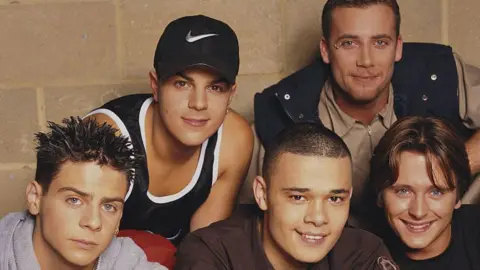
[145,153,200,197]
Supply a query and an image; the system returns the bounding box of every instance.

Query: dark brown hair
[35,117,141,192]
[370,116,472,202]
[322,0,401,41]
[263,123,351,182]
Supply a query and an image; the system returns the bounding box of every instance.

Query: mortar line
[0,163,36,170]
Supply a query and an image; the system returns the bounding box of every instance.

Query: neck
[33,222,96,270]
[149,103,199,163]
[405,224,452,261]
[331,81,389,125]
[260,217,307,270]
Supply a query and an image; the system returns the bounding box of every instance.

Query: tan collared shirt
[317,53,480,226]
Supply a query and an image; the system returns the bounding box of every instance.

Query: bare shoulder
[219,111,254,168]
[222,111,254,154]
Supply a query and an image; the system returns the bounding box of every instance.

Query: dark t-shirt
[388,204,480,270]
[175,204,397,270]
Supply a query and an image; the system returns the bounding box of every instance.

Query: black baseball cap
[153,15,240,84]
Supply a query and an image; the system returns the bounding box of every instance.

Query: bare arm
[189,111,254,231]
[466,132,480,174]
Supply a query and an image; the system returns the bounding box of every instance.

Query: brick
[120,0,282,79]
[232,74,282,123]
[399,0,442,43]
[283,0,326,74]
[0,166,34,218]
[0,2,118,84]
[449,0,480,67]
[44,83,151,123]
[0,89,39,163]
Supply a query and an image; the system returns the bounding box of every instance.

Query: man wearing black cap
[85,15,254,246]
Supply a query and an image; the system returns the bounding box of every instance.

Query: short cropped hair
[370,116,472,201]
[34,117,140,192]
[322,0,401,41]
[262,123,351,181]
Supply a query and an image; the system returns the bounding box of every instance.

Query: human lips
[297,231,328,245]
[182,117,209,127]
[401,220,435,233]
[351,74,379,81]
[71,239,98,250]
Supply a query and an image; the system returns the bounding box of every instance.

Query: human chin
[58,244,101,268]
[289,230,332,263]
[175,130,213,146]
[292,245,329,264]
[344,83,384,102]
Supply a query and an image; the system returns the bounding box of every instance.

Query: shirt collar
[319,81,396,137]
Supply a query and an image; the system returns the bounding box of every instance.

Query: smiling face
[27,161,128,269]
[150,66,236,147]
[320,4,403,105]
[382,151,460,259]
[254,153,352,269]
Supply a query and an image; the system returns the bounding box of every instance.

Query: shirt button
[431,74,437,81]
[284,94,291,100]
[422,94,428,101]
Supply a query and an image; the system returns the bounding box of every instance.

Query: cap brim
[155,53,236,84]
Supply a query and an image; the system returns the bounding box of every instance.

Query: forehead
[395,151,452,190]
[172,65,224,81]
[269,153,352,192]
[330,4,396,37]
[49,161,128,198]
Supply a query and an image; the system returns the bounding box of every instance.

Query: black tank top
[86,94,223,246]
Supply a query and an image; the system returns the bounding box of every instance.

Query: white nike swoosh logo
[185,31,219,43]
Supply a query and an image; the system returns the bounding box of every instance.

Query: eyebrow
[282,188,351,195]
[372,34,394,40]
[335,34,393,42]
[335,34,359,42]
[390,183,451,192]
[282,187,310,193]
[330,189,351,195]
[211,78,229,85]
[57,187,124,205]
[176,72,194,82]
[390,184,411,189]
[177,72,228,85]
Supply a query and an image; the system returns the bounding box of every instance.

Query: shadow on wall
[284,27,323,75]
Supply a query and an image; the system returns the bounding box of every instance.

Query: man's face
[259,153,352,268]
[150,66,235,147]
[382,151,460,257]
[320,4,403,104]
[30,162,128,268]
